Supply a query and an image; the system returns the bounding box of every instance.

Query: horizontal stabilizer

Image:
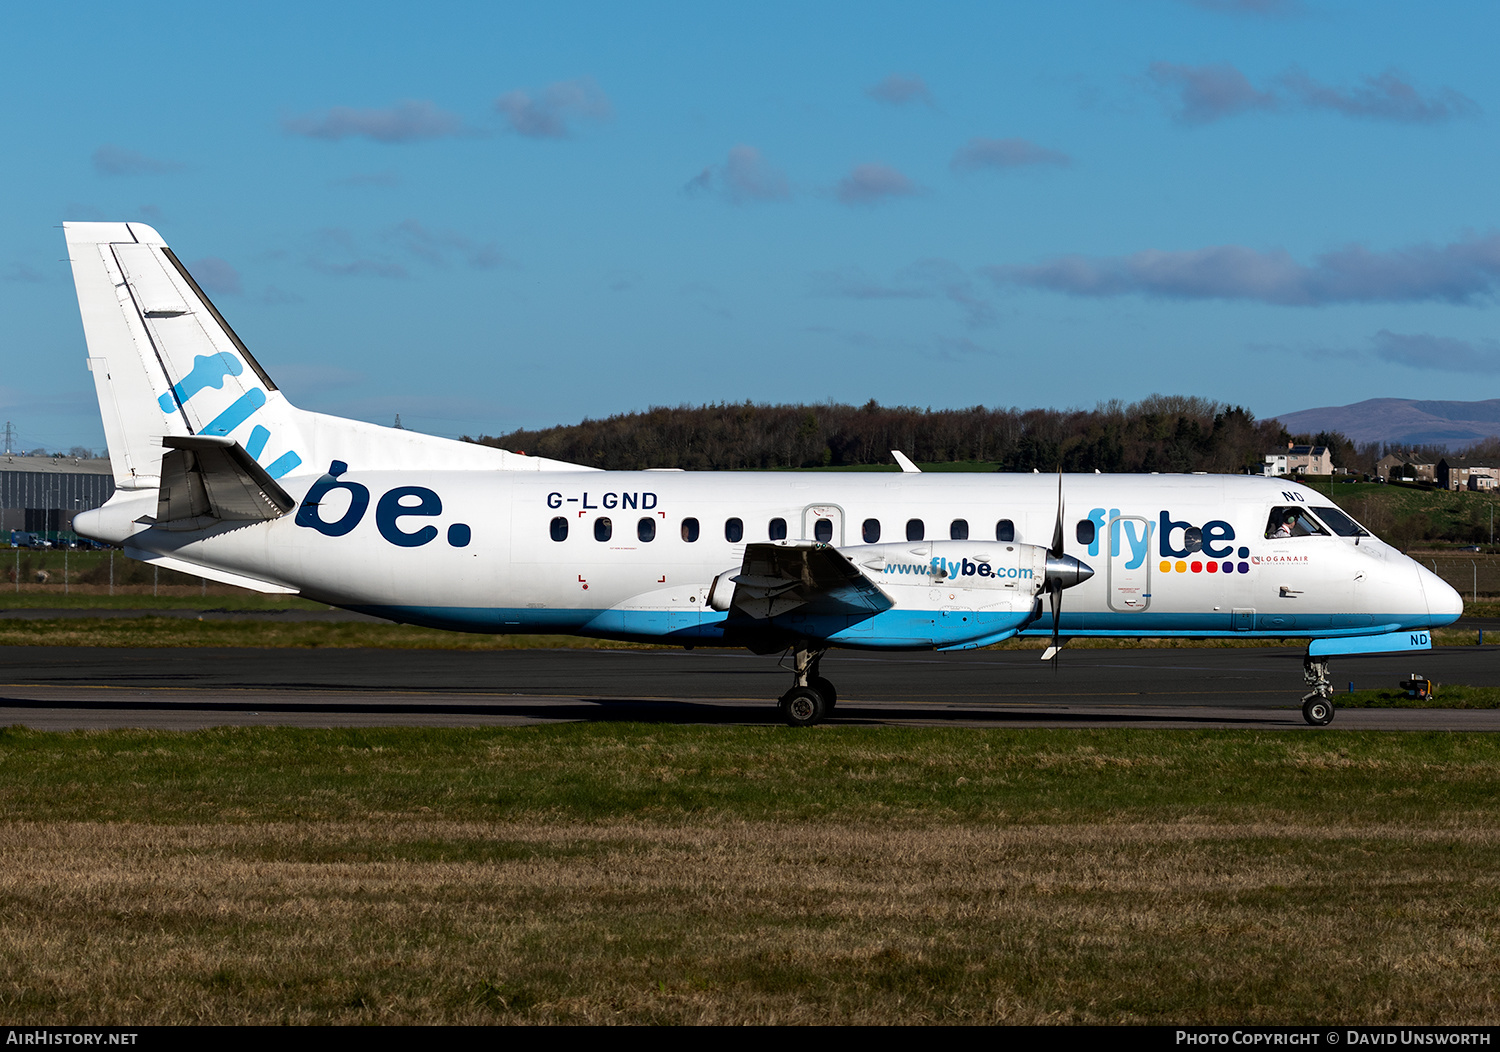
[730,542,894,622]
[156,435,295,528]
[124,547,299,595]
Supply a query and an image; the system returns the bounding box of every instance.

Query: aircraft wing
[729,542,894,621]
[155,435,295,528]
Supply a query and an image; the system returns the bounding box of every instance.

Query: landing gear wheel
[810,676,837,710]
[1301,694,1335,726]
[780,686,827,728]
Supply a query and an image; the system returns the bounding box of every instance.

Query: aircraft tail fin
[65,222,306,490]
[66,222,598,486]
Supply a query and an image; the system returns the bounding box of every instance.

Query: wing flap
[729,542,894,622]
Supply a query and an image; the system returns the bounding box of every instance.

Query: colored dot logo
[1160,559,1250,574]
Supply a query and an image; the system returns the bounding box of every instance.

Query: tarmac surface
[0,643,1496,731]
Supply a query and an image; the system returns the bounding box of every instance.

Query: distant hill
[1275,399,1500,448]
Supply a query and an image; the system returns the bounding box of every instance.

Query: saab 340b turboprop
[62,223,1463,726]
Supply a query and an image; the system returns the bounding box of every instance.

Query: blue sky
[3,0,1497,452]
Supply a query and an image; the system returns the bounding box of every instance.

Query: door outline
[802,503,845,546]
[1107,514,1154,612]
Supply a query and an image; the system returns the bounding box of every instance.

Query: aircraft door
[802,504,845,546]
[1107,515,1153,612]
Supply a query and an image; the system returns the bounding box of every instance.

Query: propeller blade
[1050,472,1064,558]
[1043,470,1068,661]
[1042,584,1064,661]
[1039,471,1097,661]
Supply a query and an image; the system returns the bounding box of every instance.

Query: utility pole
[1,421,13,456]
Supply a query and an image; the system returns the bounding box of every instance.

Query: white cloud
[494,78,613,139]
[835,163,920,206]
[684,146,791,204]
[282,100,463,143]
[92,145,185,176]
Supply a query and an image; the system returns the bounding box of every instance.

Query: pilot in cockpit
[1265,507,1324,539]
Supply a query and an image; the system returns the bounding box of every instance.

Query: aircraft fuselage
[87,468,1459,651]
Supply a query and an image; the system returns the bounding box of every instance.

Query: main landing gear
[1301,655,1335,726]
[779,644,835,727]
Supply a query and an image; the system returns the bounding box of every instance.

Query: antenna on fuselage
[891,450,920,473]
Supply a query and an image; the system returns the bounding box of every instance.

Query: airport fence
[1423,554,1500,600]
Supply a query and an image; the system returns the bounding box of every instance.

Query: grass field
[1,724,1497,1025]
[1342,685,1500,709]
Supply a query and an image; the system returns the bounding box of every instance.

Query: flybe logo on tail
[159,352,242,412]
[159,352,303,480]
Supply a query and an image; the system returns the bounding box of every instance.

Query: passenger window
[681,517,700,542]
[1265,507,1328,539]
[906,519,924,542]
[996,519,1014,542]
[1076,519,1095,546]
[863,518,881,543]
[550,517,568,542]
[950,519,969,540]
[594,517,612,542]
[769,517,787,541]
[638,517,656,542]
[725,517,743,543]
[814,518,833,543]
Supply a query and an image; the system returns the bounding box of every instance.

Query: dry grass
[2,819,1498,1025]
[3,726,1498,1024]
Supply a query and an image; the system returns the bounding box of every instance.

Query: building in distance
[1,453,115,541]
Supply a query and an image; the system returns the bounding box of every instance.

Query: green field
[1341,684,1500,708]
[1,725,1497,1025]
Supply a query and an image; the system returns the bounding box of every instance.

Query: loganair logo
[1085,508,1253,576]
[295,461,472,548]
[882,557,1031,580]
[160,351,303,480]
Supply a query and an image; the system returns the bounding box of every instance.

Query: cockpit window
[1265,507,1328,539]
[1311,506,1370,538]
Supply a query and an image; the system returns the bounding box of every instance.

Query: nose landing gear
[1301,656,1335,726]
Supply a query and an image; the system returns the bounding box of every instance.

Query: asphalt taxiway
[0,644,1496,731]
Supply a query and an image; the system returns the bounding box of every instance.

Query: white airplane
[62,222,1463,726]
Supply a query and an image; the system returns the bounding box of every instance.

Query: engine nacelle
[808,540,1051,649]
[846,540,1050,607]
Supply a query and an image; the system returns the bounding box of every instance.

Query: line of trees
[468,395,1300,473]
[470,398,1500,476]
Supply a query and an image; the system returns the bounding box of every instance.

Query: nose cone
[1045,553,1094,591]
[1421,565,1464,626]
